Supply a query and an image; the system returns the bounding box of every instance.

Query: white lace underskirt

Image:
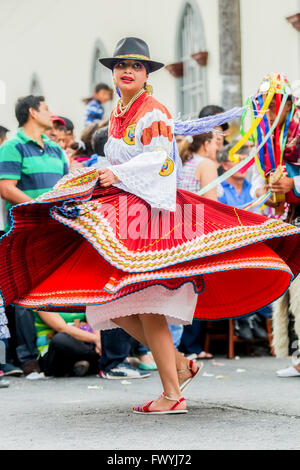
[86,283,198,331]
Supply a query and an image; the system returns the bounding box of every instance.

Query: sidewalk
[1,357,299,450]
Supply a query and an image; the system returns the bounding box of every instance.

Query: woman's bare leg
[113,314,198,386]
[137,314,185,411]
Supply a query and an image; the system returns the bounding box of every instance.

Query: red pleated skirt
[0,168,299,324]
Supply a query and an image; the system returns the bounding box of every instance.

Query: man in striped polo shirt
[0,95,68,232]
[0,95,69,375]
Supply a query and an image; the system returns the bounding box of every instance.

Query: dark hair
[179,132,213,164]
[58,116,74,132]
[92,126,109,156]
[199,105,225,118]
[198,105,229,131]
[73,120,107,157]
[0,125,9,140]
[15,95,45,126]
[94,83,111,93]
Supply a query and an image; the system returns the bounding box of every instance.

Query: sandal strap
[177,360,197,376]
[134,397,185,413]
[166,397,186,411]
[142,400,154,412]
[164,395,184,403]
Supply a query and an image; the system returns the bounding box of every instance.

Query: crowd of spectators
[0,83,286,388]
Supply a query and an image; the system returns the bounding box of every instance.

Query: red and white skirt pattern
[0,168,299,329]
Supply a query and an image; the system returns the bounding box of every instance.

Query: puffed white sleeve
[107,108,177,211]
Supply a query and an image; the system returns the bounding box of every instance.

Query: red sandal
[133,395,187,415]
[178,360,203,392]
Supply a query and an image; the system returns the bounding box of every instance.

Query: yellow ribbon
[228,89,275,163]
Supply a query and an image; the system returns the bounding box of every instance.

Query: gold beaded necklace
[113,88,146,118]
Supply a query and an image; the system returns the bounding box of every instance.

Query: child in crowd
[83,83,112,127]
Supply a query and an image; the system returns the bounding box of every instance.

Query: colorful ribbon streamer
[228,89,274,162]
[197,93,288,196]
[239,190,273,211]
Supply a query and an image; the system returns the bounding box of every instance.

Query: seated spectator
[218,142,252,208]
[35,310,101,377]
[83,83,112,127]
[0,95,69,375]
[35,310,151,379]
[218,142,271,341]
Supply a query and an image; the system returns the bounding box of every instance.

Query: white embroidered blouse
[100,95,180,212]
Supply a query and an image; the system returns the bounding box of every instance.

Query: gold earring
[144,83,153,95]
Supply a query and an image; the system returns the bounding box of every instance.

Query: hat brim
[99,56,164,73]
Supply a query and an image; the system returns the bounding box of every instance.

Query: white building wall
[240,0,300,100]
[0,0,299,136]
[0,0,220,133]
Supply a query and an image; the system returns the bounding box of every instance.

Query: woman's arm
[98,105,177,212]
[195,159,218,201]
[37,311,101,354]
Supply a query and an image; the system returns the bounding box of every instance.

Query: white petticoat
[86,283,198,331]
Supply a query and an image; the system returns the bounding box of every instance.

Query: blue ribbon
[257,94,276,173]
[280,106,294,161]
[252,99,266,172]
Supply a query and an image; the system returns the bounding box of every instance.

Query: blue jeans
[179,319,204,355]
[169,325,184,349]
[15,307,38,365]
[98,328,132,372]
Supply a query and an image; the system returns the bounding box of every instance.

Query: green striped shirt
[0,128,68,231]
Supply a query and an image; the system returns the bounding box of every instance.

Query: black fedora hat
[99,37,164,73]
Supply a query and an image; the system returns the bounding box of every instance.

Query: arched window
[30,73,43,95]
[90,39,112,93]
[176,1,208,119]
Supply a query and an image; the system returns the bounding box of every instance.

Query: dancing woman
[1,38,300,414]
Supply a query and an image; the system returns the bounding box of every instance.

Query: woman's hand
[98,168,119,187]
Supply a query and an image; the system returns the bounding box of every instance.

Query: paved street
[1,356,300,450]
